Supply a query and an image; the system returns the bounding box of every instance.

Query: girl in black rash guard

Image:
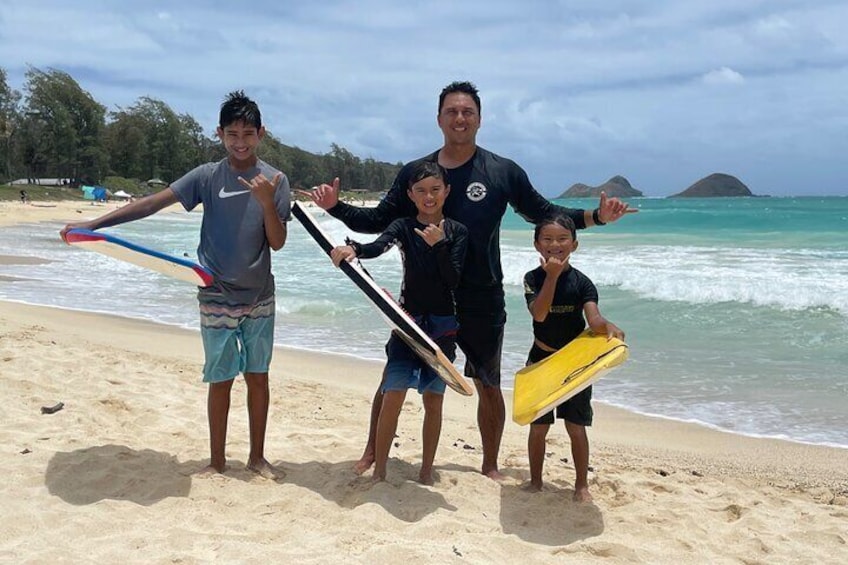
[523,215,623,501]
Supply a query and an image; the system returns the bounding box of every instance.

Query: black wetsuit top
[523,265,598,349]
[329,147,587,313]
[351,217,468,317]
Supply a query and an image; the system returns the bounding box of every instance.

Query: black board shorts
[456,308,506,388]
[527,343,593,426]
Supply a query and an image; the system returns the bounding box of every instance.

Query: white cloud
[1,1,846,195]
[754,15,793,37]
[701,67,745,85]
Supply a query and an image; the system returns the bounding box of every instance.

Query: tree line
[0,66,402,193]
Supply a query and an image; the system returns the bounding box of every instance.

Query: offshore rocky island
[558,172,756,198]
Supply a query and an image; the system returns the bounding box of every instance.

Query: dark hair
[534,215,577,241]
[408,160,447,189]
[219,90,261,129]
[438,81,481,114]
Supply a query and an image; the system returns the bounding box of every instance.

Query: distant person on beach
[523,215,623,501]
[303,80,636,480]
[330,161,468,485]
[60,91,291,479]
[20,190,29,204]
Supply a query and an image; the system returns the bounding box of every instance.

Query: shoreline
[0,198,366,228]
[3,299,847,493]
[3,297,848,454]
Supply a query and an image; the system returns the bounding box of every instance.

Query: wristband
[592,208,606,226]
[344,237,362,256]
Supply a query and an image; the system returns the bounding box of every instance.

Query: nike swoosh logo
[218,187,251,199]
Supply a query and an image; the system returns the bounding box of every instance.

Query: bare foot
[418,468,435,486]
[247,458,285,480]
[521,481,543,493]
[370,471,386,484]
[353,454,375,475]
[483,468,507,482]
[573,486,593,503]
[195,463,225,476]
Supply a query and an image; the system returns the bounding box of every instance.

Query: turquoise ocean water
[2,197,846,447]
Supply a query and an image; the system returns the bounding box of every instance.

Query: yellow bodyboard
[512,330,629,425]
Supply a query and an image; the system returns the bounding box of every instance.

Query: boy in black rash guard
[304,81,635,480]
[523,215,624,502]
[330,161,468,485]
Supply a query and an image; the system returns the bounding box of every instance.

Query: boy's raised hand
[414,220,445,246]
[239,172,283,206]
[296,178,340,210]
[539,255,566,278]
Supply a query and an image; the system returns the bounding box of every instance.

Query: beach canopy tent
[81,186,111,201]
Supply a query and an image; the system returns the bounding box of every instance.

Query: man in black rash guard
[304,80,636,480]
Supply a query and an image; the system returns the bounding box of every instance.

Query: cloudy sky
[2,1,846,196]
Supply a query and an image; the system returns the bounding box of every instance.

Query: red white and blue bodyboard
[65,228,214,287]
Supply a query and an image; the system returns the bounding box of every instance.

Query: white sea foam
[500,244,848,315]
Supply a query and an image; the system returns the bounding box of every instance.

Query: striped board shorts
[198,294,276,383]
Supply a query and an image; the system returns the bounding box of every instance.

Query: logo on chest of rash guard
[466,182,487,202]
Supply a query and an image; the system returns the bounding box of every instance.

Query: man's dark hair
[408,160,447,188]
[219,90,261,129]
[438,81,481,114]
[534,215,577,241]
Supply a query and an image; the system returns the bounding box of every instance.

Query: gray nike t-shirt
[170,158,291,305]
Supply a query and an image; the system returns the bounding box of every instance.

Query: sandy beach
[1,200,847,564]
